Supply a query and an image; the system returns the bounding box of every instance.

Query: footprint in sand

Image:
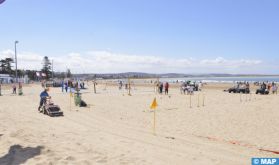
[65,156,76,161]
[96,158,107,164]
[9,129,24,137]
[79,160,91,165]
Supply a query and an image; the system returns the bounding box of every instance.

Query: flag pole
[153,108,156,135]
[190,94,192,108]
[128,78,131,96]
[202,92,205,106]
[197,93,200,108]
[70,90,72,111]
[150,97,158,135]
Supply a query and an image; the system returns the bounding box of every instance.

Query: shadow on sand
[0,144,43,165]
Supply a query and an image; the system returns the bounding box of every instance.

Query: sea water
[160,76,279,83]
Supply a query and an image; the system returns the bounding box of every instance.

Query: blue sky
[0,0,278,74]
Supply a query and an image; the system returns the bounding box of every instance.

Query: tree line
[0,56,71,81]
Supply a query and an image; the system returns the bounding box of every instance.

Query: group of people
[155,81,169,95]
[235,81,278,94]
[236,81,250,89]
[61,80,86,93]
[259,82,278,94]
[180,81,203,95]
[118,80,135,90]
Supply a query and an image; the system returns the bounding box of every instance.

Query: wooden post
[202,92,205,106]
[103,82,107,91]
[93,81,96,94]
[190,94,192,108]
[128,78,131,96]
[153,109,156,135]
[197,93,200,108]
[150,98,158,135]
[70,92,72,111]
[155,77,159,94]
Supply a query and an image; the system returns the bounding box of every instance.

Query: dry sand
[0,82,278,165]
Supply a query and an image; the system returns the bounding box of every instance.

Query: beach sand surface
[0,82,278,165]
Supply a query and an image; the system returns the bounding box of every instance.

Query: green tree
[41,56,52,80]
[0,58,14,75]
[0,59,6,73]
[66,69,72,78]
[5,58,14,75]
[25,70,37,80]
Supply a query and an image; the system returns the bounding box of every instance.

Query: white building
[0,74,13,83]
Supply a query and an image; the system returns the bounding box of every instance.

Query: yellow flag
[70,91,73,97]
[150,98,158,109]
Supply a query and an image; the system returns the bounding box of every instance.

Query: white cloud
[0,49,263,74]
[200,57,262,67]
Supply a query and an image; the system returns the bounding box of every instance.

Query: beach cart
[40,97,63,117]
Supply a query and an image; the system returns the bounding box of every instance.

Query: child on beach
[12,84,16,94]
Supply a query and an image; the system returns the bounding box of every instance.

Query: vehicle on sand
[228,86,250,94]
[256,88,269,95]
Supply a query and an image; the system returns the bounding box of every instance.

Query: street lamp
[14,40,19,83]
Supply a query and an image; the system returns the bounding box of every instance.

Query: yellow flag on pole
[150,98,158,109]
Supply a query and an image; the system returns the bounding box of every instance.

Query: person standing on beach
[198,81,203,91]
[272,82,277,94]
[65,82,68,93]
[156,81,160,93]
[12,83,16,94]
[82,81,85,89]
[165,82,169,95]
[119,81,123,90]
[159,82,163,94]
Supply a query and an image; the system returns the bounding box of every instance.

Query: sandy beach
[0,82,278,165]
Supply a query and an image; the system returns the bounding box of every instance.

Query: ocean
[160,76,279,83]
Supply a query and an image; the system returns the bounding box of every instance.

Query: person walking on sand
[159,82,163,94]
[65,82,68,93]
[165,82,169,95]
[38,88,49,111]
[12,83,16,94]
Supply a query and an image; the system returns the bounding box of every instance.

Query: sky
[0,0,278,74]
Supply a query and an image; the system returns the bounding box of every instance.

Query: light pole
[52,59,54,80]
[14,40,19,83]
